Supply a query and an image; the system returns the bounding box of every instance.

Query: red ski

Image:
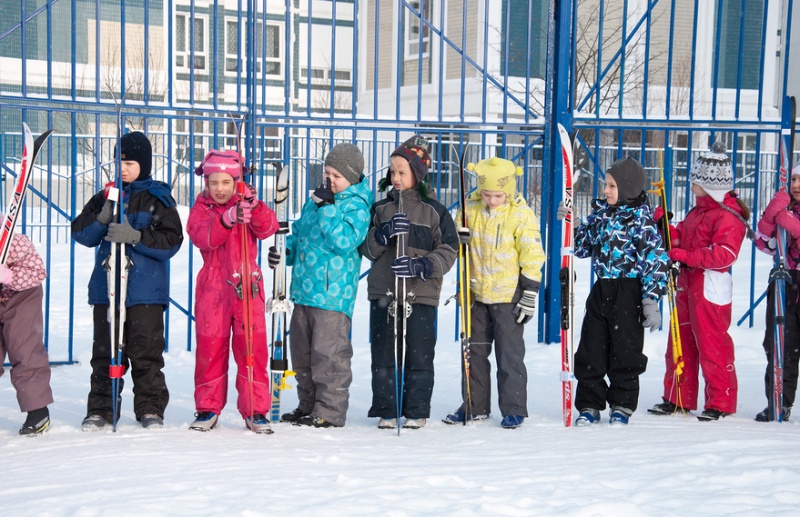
[557,123,575,427]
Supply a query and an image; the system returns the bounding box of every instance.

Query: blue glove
[375,213,410,246]
[105,217,141,245]
[391,255,432,281]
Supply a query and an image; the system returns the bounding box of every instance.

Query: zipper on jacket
[495,224,501,249]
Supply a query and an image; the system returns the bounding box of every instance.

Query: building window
[501,0,547,79]
[715,0,764,90]
[225,19,281,76]
[176,13,208,72]
[404,0,431,59]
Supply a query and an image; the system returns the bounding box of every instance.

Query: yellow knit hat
[468,157,523,197]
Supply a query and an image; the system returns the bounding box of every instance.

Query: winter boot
[442,407,489,425]
[378,418,398,429]
[403,418,427,429]
[19,407,50,436]
[246,414,274,434]
[755,406,792,422]
[609,406,633,426]
[500,415,524,429]
[141,414,164,429]
[647,400,690,415]
[189,412,219,431]
[81,413,112,432]
[697,408,729,421]
[294,415,338,428]
[280,408,308,423]
[575,408,601,427]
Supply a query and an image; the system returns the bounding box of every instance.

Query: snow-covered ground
[2,221,800,516]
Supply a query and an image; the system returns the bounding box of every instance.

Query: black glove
[512,290,537,324]
[96,199,115,226]
[105,217,141,245]
[268,246,281,269]
[391,255,432,281]
[375,213,411,246]
[311,178,335,207]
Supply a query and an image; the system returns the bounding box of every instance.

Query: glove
[763,191,791,223]
[96,199,115,225]
[775,210,800,240]
[105,217,141,245]
[641,298,661,333]
[375,213,411,246]
[512,290,537,324]
[222,200,252,228]
[242,183,257,203]
[457,227,471,244]
[667,248,690,266]
[556,201,568,221]
[0,264,13,284]
[391,255,432,281]
[311,179,335,207]
[268,246,281,269]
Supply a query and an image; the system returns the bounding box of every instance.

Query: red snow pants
[662,267,738,413]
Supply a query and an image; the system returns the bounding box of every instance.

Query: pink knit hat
[194,149,248,179]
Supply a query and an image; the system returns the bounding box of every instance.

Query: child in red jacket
[753,164,800,421]
[649,142,750,421]
[186,150,279,434]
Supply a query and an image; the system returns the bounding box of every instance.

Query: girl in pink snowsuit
[650,142,750,421]
[187,150,279,433]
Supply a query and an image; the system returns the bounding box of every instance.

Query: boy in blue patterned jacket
[277,143,373,428]
[570,157,668,426]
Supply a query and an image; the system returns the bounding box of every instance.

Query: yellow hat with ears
[468,157,524,197]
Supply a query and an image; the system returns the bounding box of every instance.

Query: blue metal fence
[0,0,796,361]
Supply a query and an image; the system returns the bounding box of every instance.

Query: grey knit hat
[324,143,364,186]
[606,156,646,206]
[690,141,733,202]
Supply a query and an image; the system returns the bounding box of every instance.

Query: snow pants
[662,268,738,413]
[368,300,437,420]
[574,279,647,413]
[760,270,800,408]
[457,301,527,417]
[194,299,269,419]
[88,304,168,421]
[289,304,353,426]
[0,285,53,413]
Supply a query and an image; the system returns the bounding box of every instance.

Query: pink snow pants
[662,268,738,413]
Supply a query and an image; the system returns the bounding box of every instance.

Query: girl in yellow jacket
[442,157,546,429]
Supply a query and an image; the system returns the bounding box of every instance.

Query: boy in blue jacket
[278,143,373,428]
[72,131,183,430]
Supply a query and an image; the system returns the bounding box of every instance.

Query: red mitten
[653,206,664,223]
[668,248,691,266]
[762,191,791,223]
[775,210,800,240]
[758,215,777,238]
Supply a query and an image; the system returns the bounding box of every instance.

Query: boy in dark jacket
[72,131,183,430]
[572,157,668,426]
[359,135,458,430]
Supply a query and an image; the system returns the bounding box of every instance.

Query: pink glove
[668,248,691,266]
[762,192,791,224]
[222,200,253,228]
[758,215,777,238]
[242,183,257,203]
[0,264,13,284]
[653,206,664,223]
[775,210,800,240]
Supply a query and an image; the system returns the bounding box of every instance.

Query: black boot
[19,407,50,436]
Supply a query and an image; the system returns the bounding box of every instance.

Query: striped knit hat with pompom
[690,141,733,202]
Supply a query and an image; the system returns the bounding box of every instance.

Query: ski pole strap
[715,200,755,241]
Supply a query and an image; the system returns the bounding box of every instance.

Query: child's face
[690,183,708,197]
[207,172,236,204]
[389,157,416,190]
[324,165,351,194]
[790,175,800,202]
[121,160,140,183]
[604,174,618,205]
[480,189,507,210]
